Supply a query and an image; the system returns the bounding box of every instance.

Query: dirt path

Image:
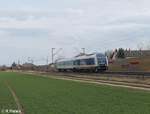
[5,81,25,114]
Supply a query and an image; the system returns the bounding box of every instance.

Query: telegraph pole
[46,56,49,65]
[82,48,85,54]
[51,48,55,64]
[51,48,62,64]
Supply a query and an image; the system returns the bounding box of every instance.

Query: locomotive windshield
[96,54,107,65]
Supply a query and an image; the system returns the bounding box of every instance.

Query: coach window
[91,58,95,65]
[80,59,86,65]
[74,60,80,65]
[86,58,95,65]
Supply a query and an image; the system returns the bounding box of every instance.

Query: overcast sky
[0,0,150,65]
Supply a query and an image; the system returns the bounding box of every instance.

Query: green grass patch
[0,74,17,114]
[0,72,150,114]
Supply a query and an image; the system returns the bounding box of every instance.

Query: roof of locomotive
[75,53,105,59]
[56,53,106,63]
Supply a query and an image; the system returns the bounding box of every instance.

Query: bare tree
[146,41,150,50]
[137,42,144,50]
[105,50,113,59]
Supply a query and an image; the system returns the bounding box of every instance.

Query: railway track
[14,70,150,91]
[103,71,150,76]
[50,74,150,91]
[21,70,150,91]
[47,71,150,78]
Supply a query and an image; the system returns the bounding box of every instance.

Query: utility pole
[51,48,62,64]
[46,56,49,65]
[51,48,55,64]
[82,48,85,54]
[46,56,49,70]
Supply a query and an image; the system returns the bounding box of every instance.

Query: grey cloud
[0,11,49,21]
[0,0,150,65]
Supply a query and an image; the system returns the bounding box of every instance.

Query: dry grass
[108,57,150,72]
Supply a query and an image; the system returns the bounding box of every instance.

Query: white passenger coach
[55,53,108,72]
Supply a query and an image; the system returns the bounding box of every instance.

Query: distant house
[22,63,35,67]
[36,65,49,71]
[21,63,35,70]
[124,50,150,57]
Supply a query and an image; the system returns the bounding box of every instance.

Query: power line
[51,48,62,64]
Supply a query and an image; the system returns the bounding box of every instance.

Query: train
[55,53,108,72]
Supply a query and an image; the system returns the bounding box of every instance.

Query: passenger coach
[55,53,108,72]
